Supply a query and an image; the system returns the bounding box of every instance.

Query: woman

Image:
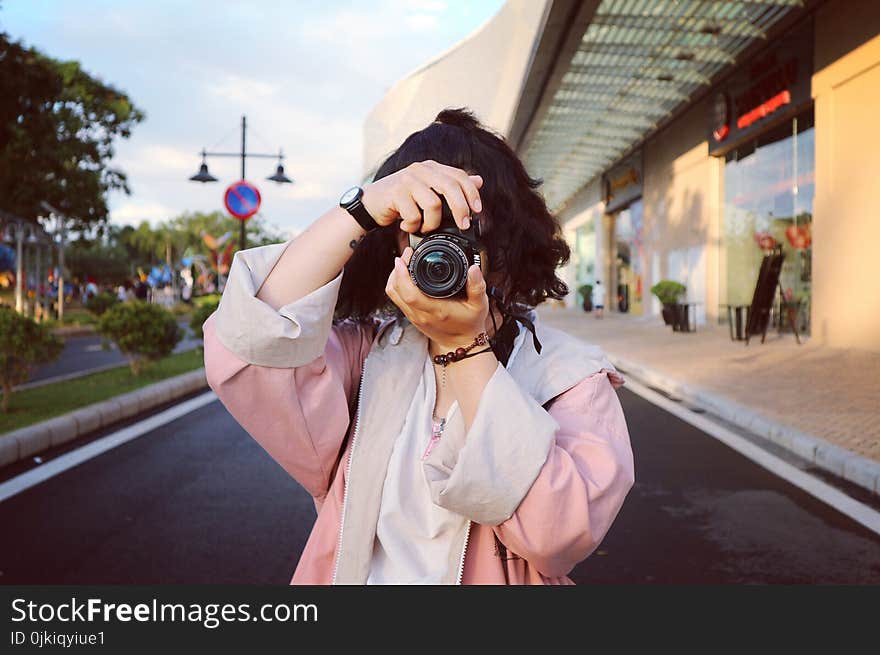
[203,108,634,585]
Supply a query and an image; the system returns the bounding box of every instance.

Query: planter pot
[661,304,675,326]
[582,299,593,312]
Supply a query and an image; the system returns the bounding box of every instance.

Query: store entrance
[613,200,644,315]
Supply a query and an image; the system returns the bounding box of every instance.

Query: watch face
[340,186,361,206]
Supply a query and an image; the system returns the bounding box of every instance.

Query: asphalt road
[26,322,201,385]
[1,388,879,584]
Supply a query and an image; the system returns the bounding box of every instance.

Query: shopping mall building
[364,0,880,352]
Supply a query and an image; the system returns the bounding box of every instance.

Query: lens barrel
[408,234,470,298]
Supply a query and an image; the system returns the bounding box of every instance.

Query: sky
[1,0,505,237]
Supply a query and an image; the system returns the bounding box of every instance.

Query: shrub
[577,284,593,300]
[650,280,686,305]
[193,294,222,308]
[169,302,192,318]
[0,306,63,412]
[189,298,220,343]
[98,301,183,375]
[85,291,119,316]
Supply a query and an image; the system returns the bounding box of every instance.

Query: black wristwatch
[340,186,377,232]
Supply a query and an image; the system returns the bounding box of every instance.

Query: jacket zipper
[456,520,472,585]
[331,361,368,585]
[332,339,472,585]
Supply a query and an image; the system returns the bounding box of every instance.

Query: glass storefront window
[723,109,814,334]
[614,199,644,315]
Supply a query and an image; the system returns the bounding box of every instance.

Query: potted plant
[650,280,686,325]
[577,284,593,312]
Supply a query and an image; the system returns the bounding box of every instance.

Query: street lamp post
[39,202,69,322]
[189,115,293,251]
[3,222,36,314]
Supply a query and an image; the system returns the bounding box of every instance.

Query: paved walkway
[538,306,880,464]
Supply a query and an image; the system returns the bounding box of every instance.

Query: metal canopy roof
[521,0,802,213]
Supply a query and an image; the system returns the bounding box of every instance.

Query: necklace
[433,360,447,388]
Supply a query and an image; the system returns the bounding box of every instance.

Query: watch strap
[341,190,377,232]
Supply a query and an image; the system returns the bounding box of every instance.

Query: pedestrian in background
[592,280,604,319]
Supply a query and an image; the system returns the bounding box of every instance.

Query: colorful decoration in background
[0,244,14,288]
[146,264,173,287]
[0,243,14,273]
[202,231,235,276]
[785,224,812,250]
[753,231,778,252]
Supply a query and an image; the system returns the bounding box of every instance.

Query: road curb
[0,368,208,468]
[607,352,880,496]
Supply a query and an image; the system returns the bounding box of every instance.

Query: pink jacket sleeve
[493,370,635,577]
[203,269,374,500]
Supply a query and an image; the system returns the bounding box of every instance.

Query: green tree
[121,211,284,269]
[0,32,145,231]
[98,302,183,375]
[67,238,133,284]
[166,210,285,254]
[0,306,63,413]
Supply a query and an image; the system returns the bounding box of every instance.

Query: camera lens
[424,252,453,285]
[409,237,469,298]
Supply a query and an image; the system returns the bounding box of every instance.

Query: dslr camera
[407,196,484,299]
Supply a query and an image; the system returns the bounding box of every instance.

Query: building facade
[362,0,550,180]
[522,0,880,352]
[365,0,880,352]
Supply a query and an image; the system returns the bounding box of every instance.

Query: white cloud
[405,14,440,30]
[207,74,279,104]
[277,180,332,200]
[121,144,195,176]
[111,201,179,227]
[406,0,449,11]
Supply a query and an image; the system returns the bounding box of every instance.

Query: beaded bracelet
[432,331,491,367]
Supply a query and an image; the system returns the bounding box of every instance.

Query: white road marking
[0,392,217,503]
[621,377,880,536]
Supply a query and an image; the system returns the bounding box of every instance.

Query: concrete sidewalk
[539,306,880,493]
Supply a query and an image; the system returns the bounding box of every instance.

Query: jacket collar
[377,309,616,405]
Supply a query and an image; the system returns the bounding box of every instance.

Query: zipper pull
[422,418,446,460]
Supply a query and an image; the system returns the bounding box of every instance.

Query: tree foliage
[0,32,145,230]
[67,238,134,284]
[0,306,63,412]
[65,212,284,284]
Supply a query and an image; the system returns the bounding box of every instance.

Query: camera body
[407,197,484,299]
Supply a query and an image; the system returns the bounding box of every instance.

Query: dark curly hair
[336,108,570,357]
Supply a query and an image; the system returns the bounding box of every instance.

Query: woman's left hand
[385,247,489,351]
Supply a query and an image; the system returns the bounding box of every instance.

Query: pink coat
[203,241,634,585]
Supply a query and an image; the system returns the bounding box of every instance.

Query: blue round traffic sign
[224,180,262,220]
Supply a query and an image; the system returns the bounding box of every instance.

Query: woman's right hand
[361,160,483,234]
